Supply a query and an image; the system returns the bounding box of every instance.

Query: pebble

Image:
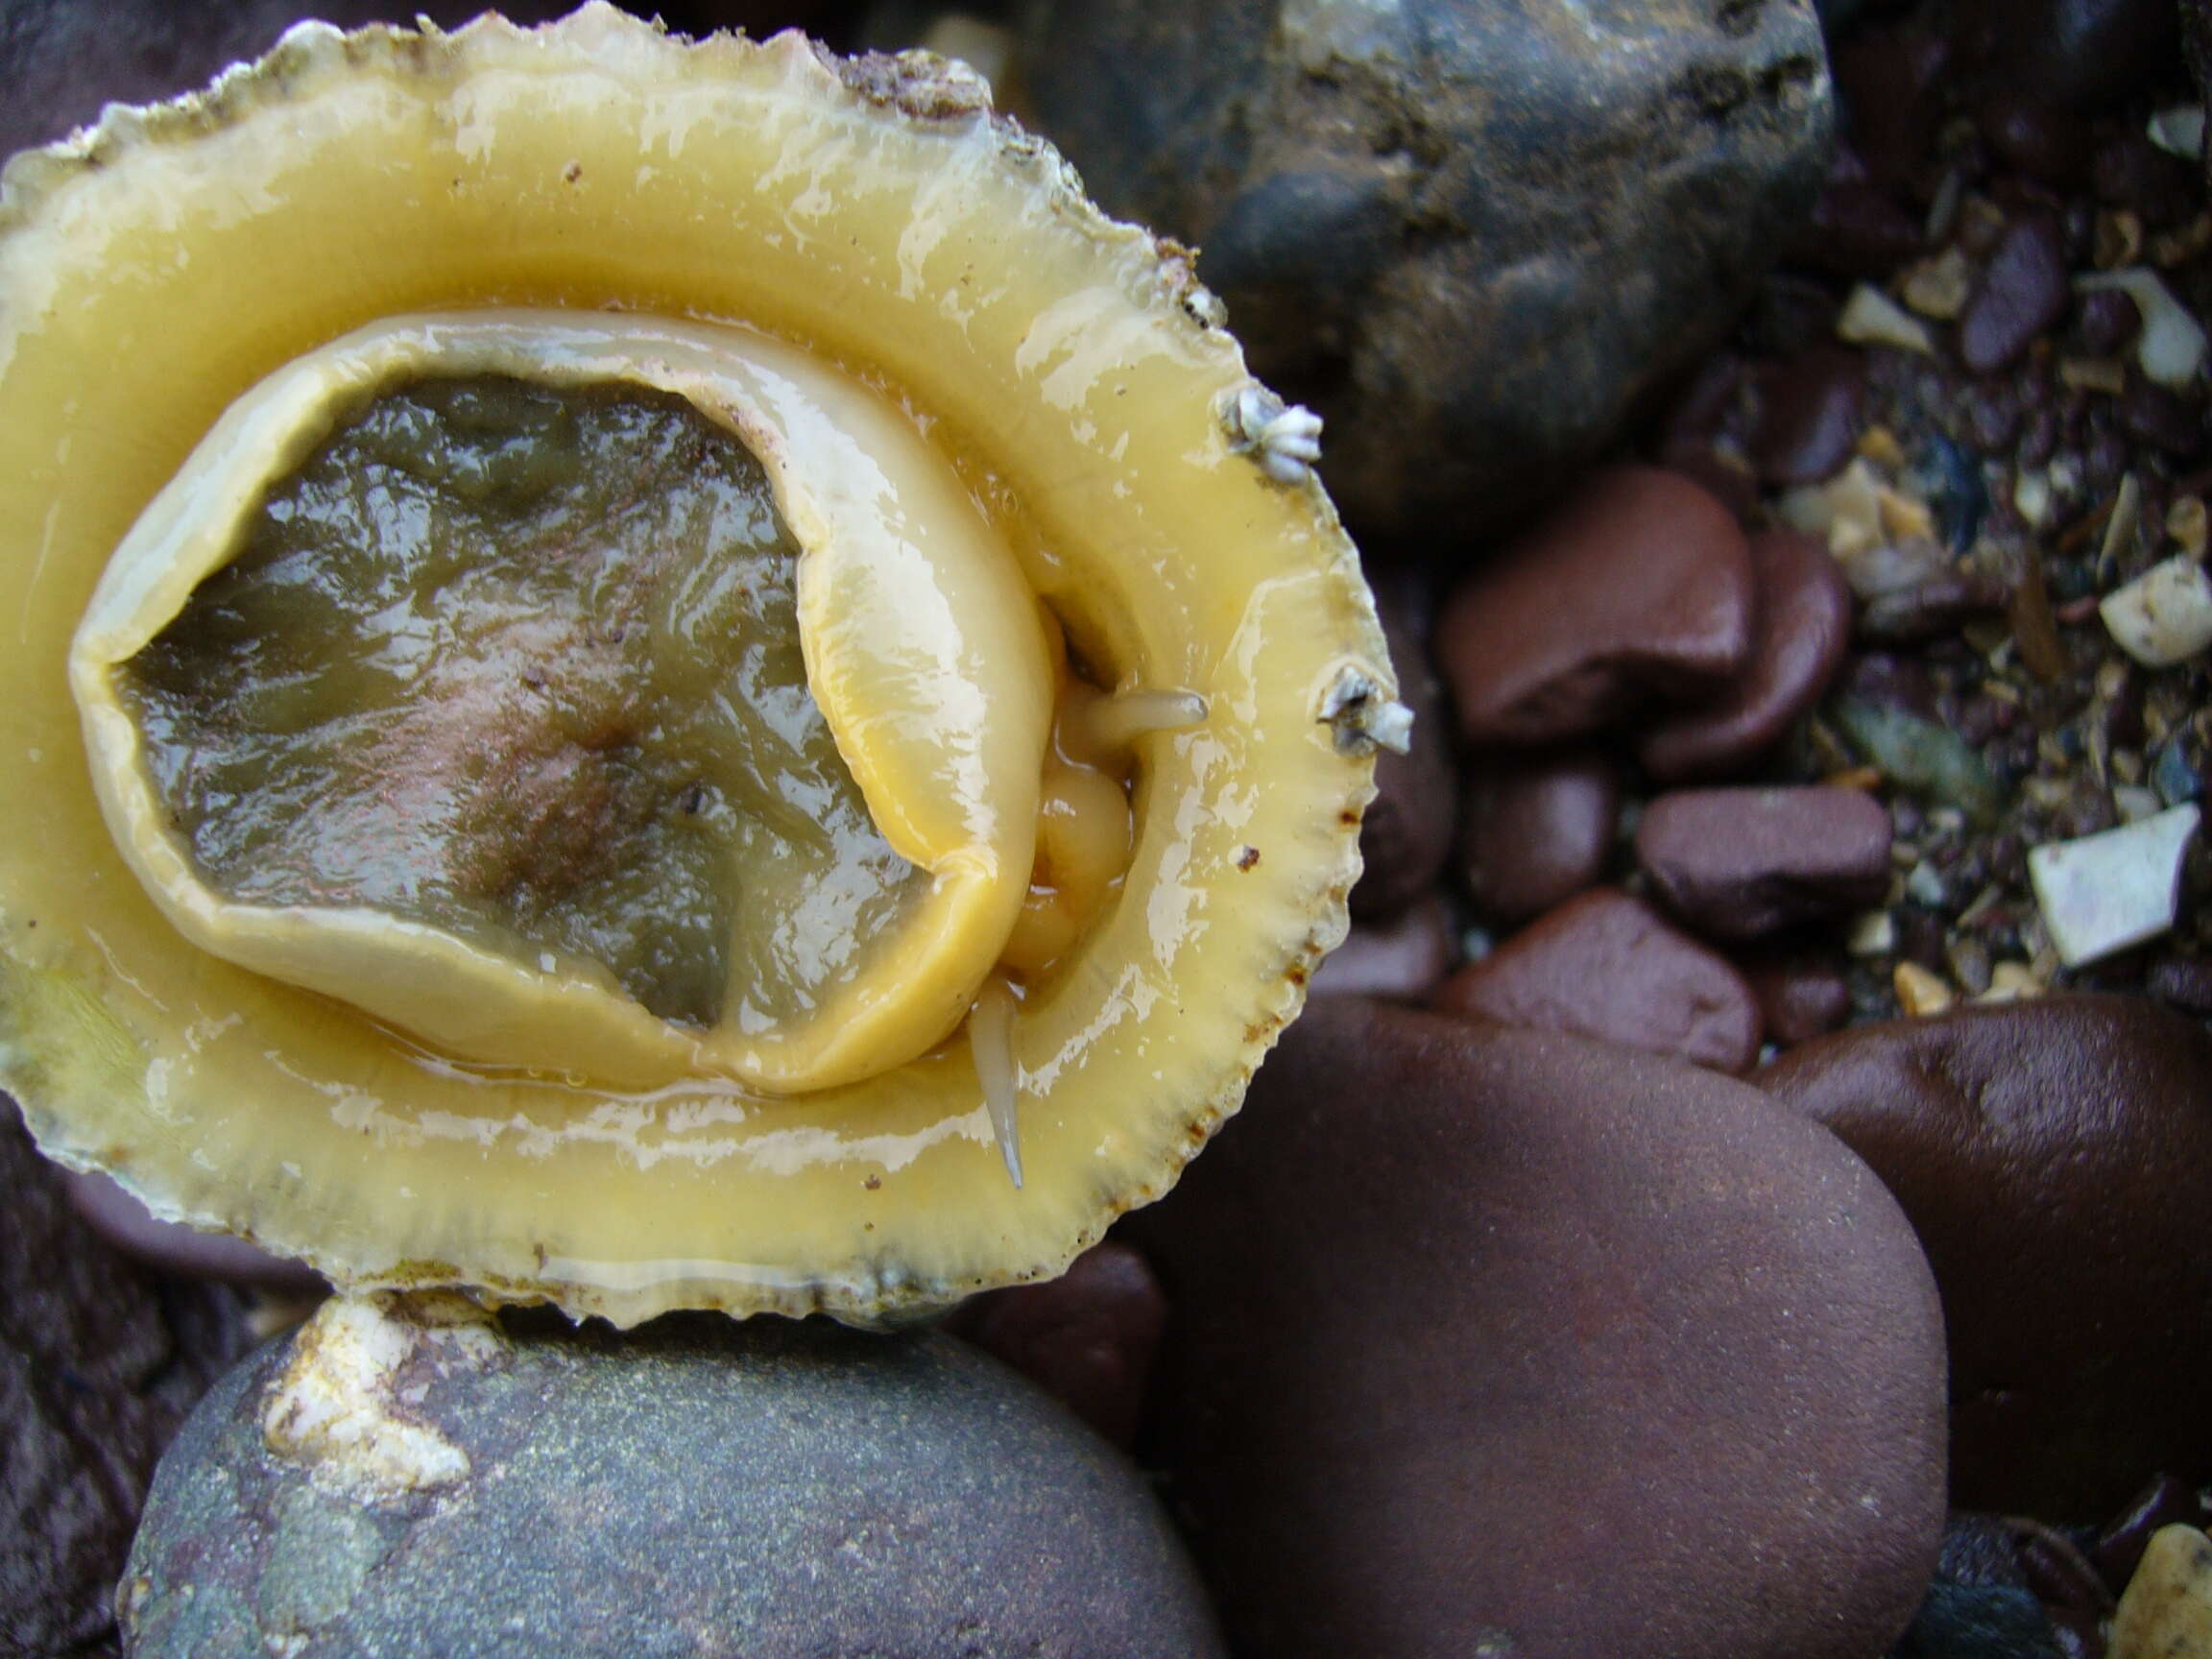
[1128,998,1946,1659]
[2027,802,2200,965]
[1751,349,1868,485]
[1838,283,1936,354]
[943,1241,1166,1450]
[1641,529,1855,781]
[1832,697,2007,826]
[1309,893,1456,1001]
[1435,887,1762,1071]
[1790,148,1931,281]
[1457,752,1620,923]
[1954,0,2181,112]
[1019,0,1834,537]
[1635,785,1895,939]
[2078,269,2210,386]
[123,1296,1223,1657]
[2101,556,2212,667]
[1755,996,2212,1518]
[2098,1476,2212,1592]
[0,1098,249,1655]
[1436,466,1753,745]
[2110,1527,2212,1659]
[1960,214,2073,373]
[1858,571,2013,642]
[1743,954,1855,1046]
[1351,575,1455,923]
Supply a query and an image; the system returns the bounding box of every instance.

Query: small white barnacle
[1226,383,1325,485]
[1317,664,1415,757]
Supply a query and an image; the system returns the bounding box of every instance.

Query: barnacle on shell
[0,6,1393,1324]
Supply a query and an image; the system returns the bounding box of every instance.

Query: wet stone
[1641,528,1855,781]
[2098,1476,2212,1595]
[1457,751,1619,925]
[1437,466,1753,745]
[1436,887,1762,1072]
[1755,996,2212,1519]
[1960,214,2072,373]
[1020,0,1832,537]
[1750,349,1867,487]
[1127,998,1947,1659]
[0,1098,249,1657]
[1787,148,1931,282]
[1743,953,1856,1048]
[942,1240,1166,1451]
[1637,785,1894,939]
[123,1296,1223,1658]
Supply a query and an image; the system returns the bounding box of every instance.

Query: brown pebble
[947,1241,1166,1450]
[1436,466,1753,746]
[1310,893,1456,1003]
[1458,752,1619,924]
[1975,88,2091,188]
[1856,571,2012,642]
[1641,529,1855,781]
[1786,147,1930,281]
[1743,954,1855,1047]
[1960,213,2072,373]
[1129,998,1947,1659]
[1636,785,1894,940]
[1436,888,1761,1072]
[2096,1475,2212,1595]
[1750,349,1866,488]
[2075,287,2143,356]
[1755,995,2212,1518]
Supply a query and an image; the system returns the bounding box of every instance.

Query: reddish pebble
[1975,88,2091,188]
[1642,529,1854,781]
[1458,752,1619,925]
[1436,888,1761,1072]
[948,1241,1166,1450]
[1743,954,1856,1047]
[1637,786,1893,939]
[1749,349,1866,488]
[1786,147,1929,281]
[1960,213,2071,373]
[1436,467,1753,746]
[1310,893,1456,1002]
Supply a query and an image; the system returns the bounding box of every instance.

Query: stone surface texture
[122,1297,1222,1658]
[1458,752,1620,923]
[1019,0,1834,537]
[1128,998,1947,1659]
[1756,996,2212,1519]
[1438,887,1763,1070]
[1636,783,1894,937]
[0,1099,249,1659]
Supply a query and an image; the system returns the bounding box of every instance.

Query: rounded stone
[1755,996,2212,1520]
[1018,0,1833,538]
[1960,213,2071,374]
[1126,998,1948,1659]
[1636,784,1895,939]
[1640,528,1855,782]
[1437,466,1754,746]
[1458,752,1620,924]
[1437,887,1762,1072]
[122,1297,1224,1657]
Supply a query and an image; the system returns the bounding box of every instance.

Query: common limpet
[0,7,1394,1325]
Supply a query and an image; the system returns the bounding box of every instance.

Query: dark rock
[1642,527,1855,781]
[1128,998,1947,1659]
[1436,887,1761,1072]
[944,1241,1166,1451]
[1743,953,1855,1046]
[1351,575,1454,923]
[1975,89,2092,190]
[1458,752,1619,924]
[1954,0,2180,112]
[2091,131,2202,226]
[123,1297,1222,1657]
[1891,1581,2067,1659]
[1831,20,1952,198]
[1310,892,1456,1001]
[1750,349,1867,487]
[1755,996,2212,1519]
[1960,213,2071,373]
[0,1099,249,1657]
[1857,571,2012,642]
[2073,287,2142,357]
[1637,785,1892,938]
[1787,147,1931,281]
[1020,0,1834,538]
[1436,466,1754,745]
[2094,1475,2212,1595]
[2119,381,2208,459]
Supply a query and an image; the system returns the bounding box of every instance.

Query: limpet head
[0,7,1392,1325]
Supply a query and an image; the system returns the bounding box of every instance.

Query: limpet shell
[0,6,1391,1324]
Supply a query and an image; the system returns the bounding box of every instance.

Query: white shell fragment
[1837,283,1934,354]
[1226,383,1325,484]
[2075,269,2209,388]
[2100,555,2212,667]
[2027,804,2200,968]
[1317,664,1415,756]
[2110,1525,2212,1659]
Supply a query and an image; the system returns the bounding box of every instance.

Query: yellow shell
[0,6,1393,1324]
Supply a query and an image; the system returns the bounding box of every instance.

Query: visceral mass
[123,373,924,1032]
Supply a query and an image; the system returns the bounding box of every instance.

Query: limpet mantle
[0,7,1392,1325]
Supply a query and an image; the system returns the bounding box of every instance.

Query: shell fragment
[2027,804,2200,967]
